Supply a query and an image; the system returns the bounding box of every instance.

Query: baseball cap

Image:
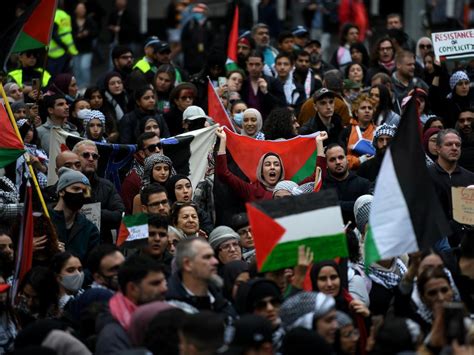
[182,105,211,121]
[292,26,309,37]
[144,36,160,48]
[313,88,335,101]
[154,41,171,54]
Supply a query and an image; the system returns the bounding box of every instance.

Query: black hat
[313,88,335,101]
[292,26,309,37]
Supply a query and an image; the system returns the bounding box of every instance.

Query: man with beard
[236,33,255,71]
[304,39,334,79]
[50,167,100,263]
[95,254,168,354]
[251,23,278,69]
[358,124,397,182]
[97,45,134,91]
[88,244,125,291]
[72,140,125,244]
[166,238,236,317]
[322,144,372,225]
[456,109,474,172]
[142,214,173,269]
[0,227,14,279]
[293,51,319,100]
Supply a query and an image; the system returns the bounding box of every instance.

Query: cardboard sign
[81,202,101,231]
[452,187,474,225]
[432,29,474,61]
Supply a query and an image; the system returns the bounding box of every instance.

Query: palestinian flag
[366,97,451,265]
[208,79,235,131]
[224,128,317,183]
[247,189,348,272]
[0,103,24,168]
[12,0,57,53]
[226,4,239,71]
[0,0,40,69]
[48,125,217,190]
[117,213,148,247]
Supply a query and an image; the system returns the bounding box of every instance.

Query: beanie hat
[56,167,90,193]
[292,182,315,196]
[11,101,26,113]
[272,180,298,197]
[208,226,240,251]
[353,194,373,234]
[231,213,249,231]
[235,278,281,314]
[449,71,469,91]
[336,311,353,329]
[373,123,397,147]
[280,292,335,330]
[224,314,273,349]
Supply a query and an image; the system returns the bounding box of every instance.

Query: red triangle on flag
[0,104,23,150]
[116,222,130,247]
[22,0,56,45]
[207,80,235,131]
[227,5,239,62]
[246,202,286,270]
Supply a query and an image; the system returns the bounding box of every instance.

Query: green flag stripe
[364,224,381,266]
[0,148,24,168]
[290,149,317,183]
[123,213,148,227]
[12,32,46,53]
[261,233,347,272]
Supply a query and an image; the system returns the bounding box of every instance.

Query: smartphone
[444,302,466,345]
[218,76,227,88]
[31,78,40,91]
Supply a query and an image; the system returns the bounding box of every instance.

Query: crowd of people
[0,0,474,354]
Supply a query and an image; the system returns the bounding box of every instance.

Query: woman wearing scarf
[49,73,79,104]
[241,108,265,140]
[166,174,214,235]
[164,82,198,136]
[215,127,284,203]
[119,86,170,144]
[102,72,129,132]
[443,71,473,128]
[131,154,176,214]
[423,127,440,166]
[81,109,107,142]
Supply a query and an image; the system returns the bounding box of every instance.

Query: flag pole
[0,83,50,218]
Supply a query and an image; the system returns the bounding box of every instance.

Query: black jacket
[119,108,170,144]
[166,272,237,319]
[428,162,474,221]
[240,75,286,119]
[321,171,372,224]
[357,153,384,183]
[88,173,126,243]
[299,113,344,146]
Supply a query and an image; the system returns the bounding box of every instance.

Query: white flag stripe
[186,125,217,189]
[369,150,418,257]
[276,206,345,243]
[126,224,148,242]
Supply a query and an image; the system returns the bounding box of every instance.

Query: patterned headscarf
[449,71,469,91]
[142,153,176,187]
[0,176,18,203]
[82,109,106,127]
[372,123,397,147]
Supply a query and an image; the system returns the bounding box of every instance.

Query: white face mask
[60,272,84,292]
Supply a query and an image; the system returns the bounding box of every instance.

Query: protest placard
[431,29,474,61]
[81,202,101,231]
[452,187,474,225]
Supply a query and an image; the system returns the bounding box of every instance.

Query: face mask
[63,191,87,211]
[233,112,243,127]
[193,13,205,22]
[60,272,84,292]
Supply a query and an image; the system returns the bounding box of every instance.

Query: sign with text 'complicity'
[432,29,474,61]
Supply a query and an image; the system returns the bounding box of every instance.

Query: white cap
[182,105,211,121]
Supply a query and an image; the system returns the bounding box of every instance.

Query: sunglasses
[254,298,281,310]
[419,44,432,50]
[81,152,100,160]
[145,143,162,153]
[179,96,194,101]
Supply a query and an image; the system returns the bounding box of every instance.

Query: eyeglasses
[254,298,281,310]
[179,96,194,101]
[147,199,169,208]
[379,46,393,52]
[238,227,252,237]
[81,152,100,160]
[419,44,432,50]
[145,143,162,153]
[219,241,240,252]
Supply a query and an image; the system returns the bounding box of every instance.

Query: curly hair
[262,107,297,140]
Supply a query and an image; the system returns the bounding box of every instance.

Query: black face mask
[63,191,87,211]
[101,274,119,291]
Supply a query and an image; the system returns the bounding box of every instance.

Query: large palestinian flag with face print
[47,125,217,191]
[366,97,451,265]
[247,189,348,272]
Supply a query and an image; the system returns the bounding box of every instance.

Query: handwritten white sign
[81,202,101,231]
[432,29,474,61]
